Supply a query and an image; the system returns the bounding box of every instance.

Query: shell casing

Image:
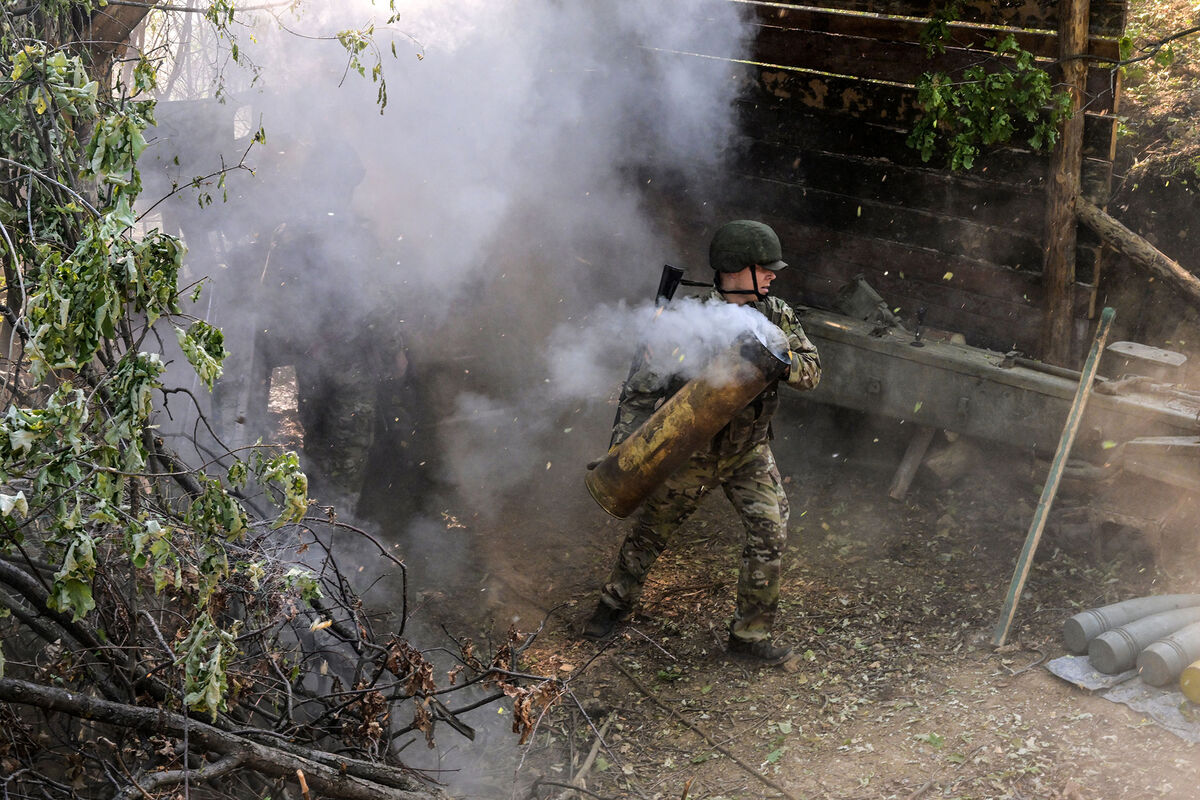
[586,335,788,519]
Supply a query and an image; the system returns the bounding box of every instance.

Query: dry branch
[1077,199,1200,306]
[115,752,245,800]
[0,677,446,800]
[613,663,800,800]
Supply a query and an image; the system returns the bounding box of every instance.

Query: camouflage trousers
[599,443,790,642]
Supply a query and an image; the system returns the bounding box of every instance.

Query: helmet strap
[716,266,767,301]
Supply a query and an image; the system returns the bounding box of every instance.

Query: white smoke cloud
[138,2,762,785]
[546,296,791,401]
[143,0,755,521]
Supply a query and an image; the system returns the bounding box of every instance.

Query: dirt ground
[436,404,1200,800]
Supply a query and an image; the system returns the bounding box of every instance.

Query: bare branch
[0,677,446,800]
[115,752,245,800]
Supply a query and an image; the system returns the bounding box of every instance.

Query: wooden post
[1040,0,1091,367]
[887,425,935,501]
[992,307,1115,647]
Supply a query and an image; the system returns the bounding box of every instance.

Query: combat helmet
[709,220,788,274]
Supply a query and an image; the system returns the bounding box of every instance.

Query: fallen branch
[1077,199,1200,306]
[529,781,614,800]
[115,753,244,800]
[613,663,800,800]
[555,715,611,800]
[0,678,444,800]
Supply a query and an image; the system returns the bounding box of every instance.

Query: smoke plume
[142,0,756,593]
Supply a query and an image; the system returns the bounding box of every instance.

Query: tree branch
[0,677,446,800]
[1077,199,1200,306]
[1060,26,1200,67]
[116,751,244,800]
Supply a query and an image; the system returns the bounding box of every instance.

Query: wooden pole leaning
[992,306,1115,647]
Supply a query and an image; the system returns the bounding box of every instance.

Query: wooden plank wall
[664,0,1126,355]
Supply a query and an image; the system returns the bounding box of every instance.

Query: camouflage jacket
[610,291,820,455]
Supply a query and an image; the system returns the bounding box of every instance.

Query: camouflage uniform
[599,291,820,641]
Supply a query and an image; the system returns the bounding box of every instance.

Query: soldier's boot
[728,635,794,665]
[582,602,626,641]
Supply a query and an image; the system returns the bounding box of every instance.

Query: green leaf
[176,321,228,389]
[1118,35,1133,61]
[47,532,98,621]
[177,614,236,721]
[252,450,308,527]
[916,732,945,749]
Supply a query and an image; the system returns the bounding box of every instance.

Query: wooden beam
[87,5,150,49]
[992,306,1115,647]
[1040,0,1091,366]
[1077,199,1200,307]
[741,0,1127,37]
[749,4,1123,62]
[83,4,151,67]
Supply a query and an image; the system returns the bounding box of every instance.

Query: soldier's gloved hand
[785,350,806,384]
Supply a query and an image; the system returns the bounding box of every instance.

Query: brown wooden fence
[656,0,1126,357]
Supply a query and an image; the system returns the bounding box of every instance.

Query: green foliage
[0,0,310,724]
[0,7,531,793]
[335,1,429,112]
[47,530,97,621]
[919,0,963,57]
[253,449,309,526]
[908,31,1073,170]
[283,566,323,602]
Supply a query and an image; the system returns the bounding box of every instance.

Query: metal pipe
[585,334,788,519]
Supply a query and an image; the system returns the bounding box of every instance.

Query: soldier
[584,220,821,664]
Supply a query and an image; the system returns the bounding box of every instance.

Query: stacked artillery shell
[1088,607,1200,674]
[1137,621,1200,686]
[1181,662,1200,703]
[1063,594,1200,654]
